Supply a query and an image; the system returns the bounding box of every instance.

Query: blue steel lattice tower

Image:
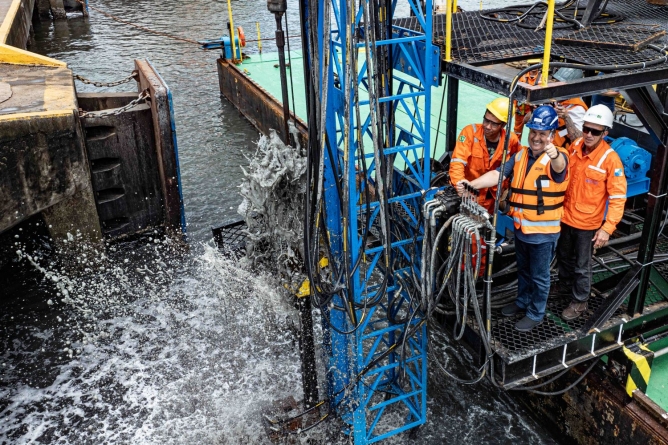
[304,0,440,443]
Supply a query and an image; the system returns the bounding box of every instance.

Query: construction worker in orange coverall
[449,97,521,213]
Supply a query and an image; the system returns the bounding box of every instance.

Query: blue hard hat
[526,105,559,131]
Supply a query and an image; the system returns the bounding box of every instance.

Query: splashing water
[1,234,556,445]
[237,127,306,279]
[1,237,309,445]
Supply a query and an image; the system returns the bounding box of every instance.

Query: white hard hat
[583,104,614,128]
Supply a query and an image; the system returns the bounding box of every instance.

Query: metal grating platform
[396,0,668,72]
[555,24,667,51]
[488,238,668,364]
[421,12,544,64]
[212,218,248,257]
[490,291,625,358]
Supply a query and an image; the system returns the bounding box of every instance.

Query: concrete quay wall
[0,0,101,241]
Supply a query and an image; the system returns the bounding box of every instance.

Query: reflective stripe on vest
[513,216,562,228]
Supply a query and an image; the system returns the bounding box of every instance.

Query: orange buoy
[237,26,246,47]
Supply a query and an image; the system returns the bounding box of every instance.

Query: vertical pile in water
[238,127,306,277]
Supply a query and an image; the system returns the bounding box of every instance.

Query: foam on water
[1,235,556,444]
[2,239,308,444]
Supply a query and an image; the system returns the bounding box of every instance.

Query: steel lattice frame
[315,1,438,443]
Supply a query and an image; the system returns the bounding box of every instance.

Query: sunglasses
[582,126,605,136]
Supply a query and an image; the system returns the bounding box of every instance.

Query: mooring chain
[73,70,139,88]
[79,89,150,119]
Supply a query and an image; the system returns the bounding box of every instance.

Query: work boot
[501,303,524,317]
[515,316,541,332]
[562,300,588,321]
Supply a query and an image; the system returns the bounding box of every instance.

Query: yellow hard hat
[486,97,510,123]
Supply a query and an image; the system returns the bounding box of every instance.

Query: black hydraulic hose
[521,358,599,396]
[606,231,642,247]
[509,366,571,391]
[480,0,577,24]
[430,346,487,384]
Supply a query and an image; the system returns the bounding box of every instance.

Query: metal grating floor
[212,219,248,257]
[555,23,667,51]
[487,244,668,363]
[489,289,623,358]
[395,0,668,71]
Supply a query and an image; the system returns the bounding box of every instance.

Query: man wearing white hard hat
[556,104,628,320]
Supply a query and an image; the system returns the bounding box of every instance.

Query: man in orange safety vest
[457,105,569,332]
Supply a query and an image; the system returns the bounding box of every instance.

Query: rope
[76,0,199,45]
[284,13,297,120]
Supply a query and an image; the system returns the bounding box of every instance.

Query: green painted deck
[240,50,528,164]
[647,353,668,411]
[647,335,668,412]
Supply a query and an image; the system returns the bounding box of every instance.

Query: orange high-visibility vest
[553,98,588,149]
[508,148,570,235]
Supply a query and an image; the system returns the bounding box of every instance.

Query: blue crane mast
[300,0,440,442]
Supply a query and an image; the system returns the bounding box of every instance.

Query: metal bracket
[622,86,668,147]
[581,0,605,27]
[583,263,642,333]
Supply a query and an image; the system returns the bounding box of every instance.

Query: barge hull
[216,57,307,146]
[518,365,668,445]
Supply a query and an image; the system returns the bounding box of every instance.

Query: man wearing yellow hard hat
[450,97,521,212]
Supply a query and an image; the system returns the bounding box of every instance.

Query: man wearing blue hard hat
[457,105,570,331]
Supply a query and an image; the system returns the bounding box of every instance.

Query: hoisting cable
[432,76,448,162]
[480,0,623,29]
[284,13,298,127]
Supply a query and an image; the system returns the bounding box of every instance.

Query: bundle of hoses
[480,0,623,30]
[286,0,429,432]
[420,188,497,384]
[302,0,397,335]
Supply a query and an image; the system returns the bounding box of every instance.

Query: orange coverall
[562,137,627,235]
[449,123,521,212]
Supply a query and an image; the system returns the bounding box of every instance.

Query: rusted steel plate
[135,59,184,235]
[515,365,668,445]
[216,58,308,146]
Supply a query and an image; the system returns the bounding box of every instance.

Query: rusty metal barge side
[216,57,307,146]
